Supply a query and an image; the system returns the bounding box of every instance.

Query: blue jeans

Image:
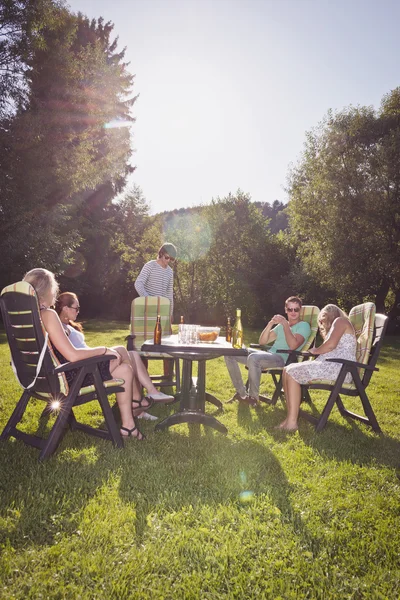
[224,348,285,399]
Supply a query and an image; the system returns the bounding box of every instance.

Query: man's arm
[259,319,278,345]
[134,263,151,297]
[167,269,174,320]
[272,315,305,350]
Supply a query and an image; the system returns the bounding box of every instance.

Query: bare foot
[275,420,298,432]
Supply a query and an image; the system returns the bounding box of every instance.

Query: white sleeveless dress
[286,333,357,384]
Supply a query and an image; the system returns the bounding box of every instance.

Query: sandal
[131,397,154,412]
[120,420,146,441]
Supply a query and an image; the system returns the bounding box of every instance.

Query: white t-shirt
[63,323,87,349]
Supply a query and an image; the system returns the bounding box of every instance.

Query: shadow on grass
[0,417,307,553]
[249,393,400,470]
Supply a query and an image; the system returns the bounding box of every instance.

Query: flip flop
[121,421,146,441]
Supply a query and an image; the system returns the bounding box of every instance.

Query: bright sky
[67,0,400,214]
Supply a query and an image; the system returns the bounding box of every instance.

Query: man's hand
[270,314,287,326]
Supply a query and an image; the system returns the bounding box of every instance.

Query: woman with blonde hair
[55,292,173,419]
[278,304,356,431]
[23,268,155,440]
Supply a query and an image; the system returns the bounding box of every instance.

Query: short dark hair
[285,296,302,308]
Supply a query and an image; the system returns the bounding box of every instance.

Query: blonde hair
[23,268,59,305]
[318,304,348,339]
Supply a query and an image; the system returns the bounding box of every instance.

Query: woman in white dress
[278,304,356,431]
[55,292,174,421]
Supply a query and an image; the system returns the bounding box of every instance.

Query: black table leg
[154,357,227,433]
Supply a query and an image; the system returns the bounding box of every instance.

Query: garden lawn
[0,321,399,599]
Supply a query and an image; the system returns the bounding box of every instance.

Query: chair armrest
[249,343,273,351]
[277,349,313,358]
[125,334,137,351]
[326,358,378,372]
[54,354,117,374]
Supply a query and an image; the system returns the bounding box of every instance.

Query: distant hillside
[157,200,289,234]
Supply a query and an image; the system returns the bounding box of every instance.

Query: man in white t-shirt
[225,296,311,406]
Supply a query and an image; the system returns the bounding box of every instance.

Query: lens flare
[162,213,212,262]
[104,120,132,129]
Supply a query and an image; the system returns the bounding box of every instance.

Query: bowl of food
[198,326,220,343]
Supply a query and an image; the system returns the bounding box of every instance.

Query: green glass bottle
[232,309,243,349]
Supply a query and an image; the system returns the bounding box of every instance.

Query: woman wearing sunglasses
[279,304,356,431]
[23,269,153,440]
[55,292,174,420]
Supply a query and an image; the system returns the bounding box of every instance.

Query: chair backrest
[0,281,68,398]
[130,296,172,347]
[349,302,376,366]
[361,312,389,387]
[298,305,320,353]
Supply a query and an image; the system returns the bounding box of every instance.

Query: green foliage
[0,2,136,290]
[0,325,399,598]
[288,89,400,315]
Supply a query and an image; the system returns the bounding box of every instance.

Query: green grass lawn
[0,321,399,599]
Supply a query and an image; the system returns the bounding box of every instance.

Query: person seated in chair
[55,292,174,421]
[278,304,356,431]
[225,296,310,406]
[23,268,157,441]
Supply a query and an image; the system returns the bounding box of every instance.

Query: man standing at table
[135,242,177,320]
[225,296,310,406]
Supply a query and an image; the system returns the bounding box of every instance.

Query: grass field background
[0,321,399,599]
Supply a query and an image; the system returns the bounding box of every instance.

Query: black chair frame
[1,286,124,460]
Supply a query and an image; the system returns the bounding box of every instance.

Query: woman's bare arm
[41,309,108,362]
[310,317,353,356]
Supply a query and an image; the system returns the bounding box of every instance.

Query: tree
[287,89,400,317]
[0,0,63,119]
[0,5,137,289]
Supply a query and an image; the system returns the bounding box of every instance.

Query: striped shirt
[134,260,174,315]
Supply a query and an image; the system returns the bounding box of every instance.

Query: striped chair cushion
[130,296,172,347]
[2,281,69,396]
[349,302,376,365]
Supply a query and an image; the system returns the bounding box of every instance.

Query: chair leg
[314,368,349,432]
[0,390,31,440]
[92,369,123,448]
[336,380,381,433]
[39,370,86,460]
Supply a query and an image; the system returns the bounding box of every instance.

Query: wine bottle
[232,309,243,349]
[226,316,232,343]
[154,315,162,345]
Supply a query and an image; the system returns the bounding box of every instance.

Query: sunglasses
[164,255,175,262]
[70,306,80,313]
[286,307,300,313]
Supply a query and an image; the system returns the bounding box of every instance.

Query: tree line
[1,1,399,330]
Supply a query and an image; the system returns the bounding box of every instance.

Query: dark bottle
[226,317,232,343]
[154,315,162,344]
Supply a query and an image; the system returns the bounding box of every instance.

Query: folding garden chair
[126,296,180,395]
[0,281,125,460]
[298,302,388,432]
[246,305,320,404]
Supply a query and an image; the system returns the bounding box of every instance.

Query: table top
[141,335,248,357]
